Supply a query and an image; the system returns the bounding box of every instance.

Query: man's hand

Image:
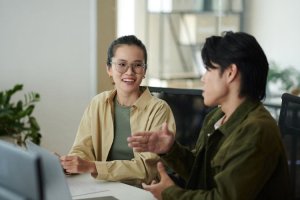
[127,122,175,154]
[142,162,175,200]
[60,155,97,175]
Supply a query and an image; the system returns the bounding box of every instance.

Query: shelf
[145,0,245,84]
[147,10,243,15]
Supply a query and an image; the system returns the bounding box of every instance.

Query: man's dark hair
[201,31,269,101]
[106,35,147,69]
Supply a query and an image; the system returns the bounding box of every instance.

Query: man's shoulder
[247,103,277,127]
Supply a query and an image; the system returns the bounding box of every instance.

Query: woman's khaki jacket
[69,87,176,185]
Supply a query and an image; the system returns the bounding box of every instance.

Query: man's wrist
[159,142,176,157]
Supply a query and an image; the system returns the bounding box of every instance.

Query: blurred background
[0,0,299,154]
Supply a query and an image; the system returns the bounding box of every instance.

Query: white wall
[0,0,97,154]
[117,0,135,36]
[245,0,300,69]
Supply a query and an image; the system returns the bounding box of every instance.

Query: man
[127,32,291,200]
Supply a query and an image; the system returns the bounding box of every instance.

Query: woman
[60,35,176,186]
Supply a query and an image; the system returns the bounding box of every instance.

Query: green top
[161,99,292,200]
[108,97,134,161]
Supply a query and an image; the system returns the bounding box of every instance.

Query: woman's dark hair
[106,35,147,69]
[201,31,269,101]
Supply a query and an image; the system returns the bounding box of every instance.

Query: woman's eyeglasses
[110,61,146,74]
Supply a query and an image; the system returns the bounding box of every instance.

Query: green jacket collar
[210,99,261,137]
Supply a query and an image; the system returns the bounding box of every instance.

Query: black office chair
[149,86,213,187]
[278,93,300,199]
[148,86,213,149]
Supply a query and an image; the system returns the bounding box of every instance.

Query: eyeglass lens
[112,61,145,74]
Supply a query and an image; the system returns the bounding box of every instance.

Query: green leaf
[0,84,42,145]
[16,100,23,110]
[29,117,40,130]
[26,105,35,116]
[4,84,23,104]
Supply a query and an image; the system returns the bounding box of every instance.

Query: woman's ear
[106,65,112,77]
[143,68,147,78]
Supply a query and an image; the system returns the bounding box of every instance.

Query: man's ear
[227,64,238,83]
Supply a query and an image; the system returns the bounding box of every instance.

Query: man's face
[201,63,229,107]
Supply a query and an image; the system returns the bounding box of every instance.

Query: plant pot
[0,135,23,146]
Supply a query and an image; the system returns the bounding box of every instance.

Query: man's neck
[220,95,246,124]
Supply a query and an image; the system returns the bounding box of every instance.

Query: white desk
[67,174,156,200]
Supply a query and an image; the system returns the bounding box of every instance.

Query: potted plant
[0,84,41,146]
[267,61,300,97]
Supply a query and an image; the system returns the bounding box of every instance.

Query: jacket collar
[210,99,261,137]
[105,86,151,111]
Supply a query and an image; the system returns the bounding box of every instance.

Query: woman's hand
[60,155,97,175]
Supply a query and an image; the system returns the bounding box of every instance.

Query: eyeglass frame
[110,60,147,74]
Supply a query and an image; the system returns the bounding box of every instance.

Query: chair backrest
[278,93,300,199]
[279,93,300,135]
[148,86,213,149]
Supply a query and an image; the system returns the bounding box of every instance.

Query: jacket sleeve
[161,122,288,200]
[68,103,95,161]
[161,141,198,181]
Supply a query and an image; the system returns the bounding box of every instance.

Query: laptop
[0,140,43,200]
[26,140,118,200]
[26,140,73,200]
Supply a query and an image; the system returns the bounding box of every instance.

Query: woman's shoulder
[86,90,116,110]
[136,87,170,109]
[91,89,115,102]
[144,87,169,104]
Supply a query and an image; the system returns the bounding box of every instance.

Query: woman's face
[107,45,146,94]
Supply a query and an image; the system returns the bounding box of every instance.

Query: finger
[64,163,83,174]
[132,131,154,136]
[161,122,169,134]
[128,140,143,146]
[142,182,152,191]
[60,155,76,161]
[127,138,143,146]
[60,155,70,161]
[129,133,148,139]
[157,162,168,180]
[127,136,133,143]
[161,122,167,130]
[65,168,77,174]
[128,135,149,143]
[128,139,150,150]
[128,143,142,150]
[132,147,147,152]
